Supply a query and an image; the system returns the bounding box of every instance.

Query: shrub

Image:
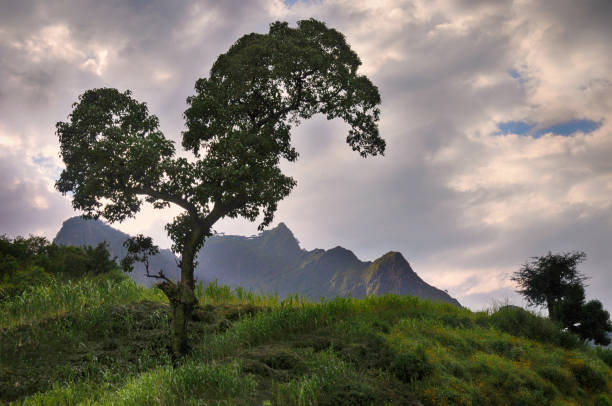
[0,264,52,300]
[0,235,118,300]
[391,346,433,383]
[596,347,612,368]
[489,305,582,349]
[536,365,577,395]
[567,358,607,392]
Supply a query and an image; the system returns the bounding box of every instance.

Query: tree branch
[141,258,173,284]
[131,186,204,224]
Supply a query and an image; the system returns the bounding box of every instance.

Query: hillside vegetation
[1,272,611,405]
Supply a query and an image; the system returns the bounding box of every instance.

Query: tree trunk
[547,298,559,322]
[159,280,196,357]
[159,224,203,358]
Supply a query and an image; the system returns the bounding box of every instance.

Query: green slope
[1,273,611,405]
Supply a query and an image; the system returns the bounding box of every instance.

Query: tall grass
[275,349,357,406]
[23,360,254,406]
[195,296,358,360]
[196,279,292,307]
[387,309,612,405]
[0,270,166,328]
[98,360,255,406]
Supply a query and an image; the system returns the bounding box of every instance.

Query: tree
[512,251,612,345]
[55,19,385,356]
[512,251,587,321]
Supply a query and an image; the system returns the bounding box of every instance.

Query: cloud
[0,0,610,312]
[0,127,74,238]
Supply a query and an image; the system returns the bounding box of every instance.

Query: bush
[536,365,576,395]
[0,235,118,300]
[596,347,612,368]
[567,358,607,392]
[391,346,433,383]
[0,265,52,300]
[489,305,582,349]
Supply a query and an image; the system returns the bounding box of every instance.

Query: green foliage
[390,346,433,383]
[512,251,587,317]
[274,349,357,406]
[513,251,612,345]
[572,300,612,346]
[120,234,162,281]
[0,270,165,328]
[0,235,117,300]
[595,394,612,406]
[0,264,52,299]
[489,304,583,349]
[55,18,384,253]
[196,279,283,307]
[567,358,608,392]
[596,347,612,368]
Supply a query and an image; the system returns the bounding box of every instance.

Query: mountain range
[54,217,460,306]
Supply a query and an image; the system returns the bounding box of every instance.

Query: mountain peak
[377,251,410,267]
[275,222,290,231]
[369,251,415,278]
[327,246,359,260]
[258,222,301,256]
[269,222,294,238]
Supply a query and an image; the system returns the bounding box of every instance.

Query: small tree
[512,251,612,345]
[512,251,587,321]
[55,19,385,356]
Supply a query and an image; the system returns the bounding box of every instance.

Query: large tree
[55,19,385,356]
[512,251,612,345]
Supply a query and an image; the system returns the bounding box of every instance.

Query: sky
[1,0,611,311]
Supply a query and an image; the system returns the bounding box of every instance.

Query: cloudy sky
[1,0,611,311]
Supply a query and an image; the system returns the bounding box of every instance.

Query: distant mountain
[54,217,461,306]
[53,217,180,286]
[197,223,460,305]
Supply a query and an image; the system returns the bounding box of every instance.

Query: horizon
[1,0,611,312]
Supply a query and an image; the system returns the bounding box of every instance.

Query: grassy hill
[1,271,611,405]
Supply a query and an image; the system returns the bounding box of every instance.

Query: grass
[0,269,167,329]
[1,273,611,405]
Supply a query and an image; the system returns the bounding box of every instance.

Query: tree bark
[547,298,559,322]
[158,280,196,357]
[160,223,203,358]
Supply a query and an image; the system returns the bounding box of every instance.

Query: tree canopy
[512,251,587,320]
[56,20,383,242]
